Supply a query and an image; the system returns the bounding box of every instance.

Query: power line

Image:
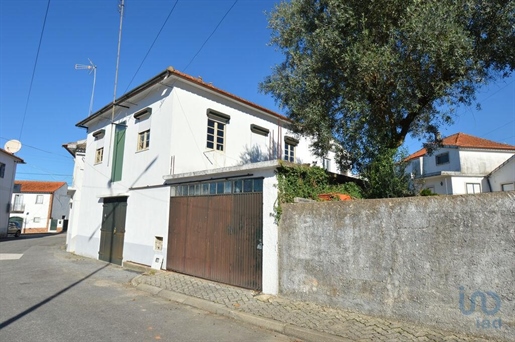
[124,0,179,92]
[183,0,238,71]
[0,137,72,159]
[18,0,51,141]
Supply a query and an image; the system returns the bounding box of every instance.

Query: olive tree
[261,0,515,171]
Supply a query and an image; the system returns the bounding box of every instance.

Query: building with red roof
[405,133,515,195]
[9,180,69,234]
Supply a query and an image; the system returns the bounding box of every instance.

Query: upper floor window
[284,136,299,162]
[138,130,150,151]
[435,152,449,165]
[36,195,43,204]
[0,162,5,178]
[206,109,230,152]
[95,147,104,164]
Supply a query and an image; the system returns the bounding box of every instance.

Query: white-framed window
[466,183,481,194]
[137,130,150,151]
[207,119,225,151]
[501,183,515,191]
[33,217,41,223]
[95,147,104,164]
[435,152,449,165]
[283,137,298,162]
[323,158,331,170]
[0,162,5,178]
[36,195,43,204]
[206,109,230,151]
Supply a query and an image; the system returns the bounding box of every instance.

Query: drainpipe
[486,176,493,192]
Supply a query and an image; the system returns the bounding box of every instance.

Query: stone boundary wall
[279,192,514,340]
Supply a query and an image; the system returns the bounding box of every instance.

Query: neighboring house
[68,67,345,295]
[405,133,515,195]
[0,148,24,237]
[10,181,70,233]
[487,154,515,192]
[62,140,86,251]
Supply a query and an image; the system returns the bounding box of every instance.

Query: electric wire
[124,0,179,93]
[183,0,238,71]
[18,0,51,141]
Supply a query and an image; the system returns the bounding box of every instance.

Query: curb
[131,276,351,342]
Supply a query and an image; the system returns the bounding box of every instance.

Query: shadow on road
[0,232,66,243]
[0,264,109,329]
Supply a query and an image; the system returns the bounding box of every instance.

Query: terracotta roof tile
[15,181,66,193]
[406,132,515,161]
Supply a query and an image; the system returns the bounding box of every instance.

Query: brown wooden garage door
[167,181,263,291]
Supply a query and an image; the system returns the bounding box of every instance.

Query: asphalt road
[0,233,296,342]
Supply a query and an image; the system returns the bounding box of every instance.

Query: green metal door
[99,197,127,265]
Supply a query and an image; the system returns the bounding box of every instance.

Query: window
[33,217,41,223]
[0,162,5,178]
[95,147,104,164]
[206,109,230,151]
[284,136,299,162]
[250,124,269,136]
[323,158,331,170]
[207,119,225,151]
[171,178,263,197]
[466,183,481,194]
[137,130,150,151]
[435,152,449,165]
[36,195,43,204]
[92,129,105,140]
[501,183,514,191]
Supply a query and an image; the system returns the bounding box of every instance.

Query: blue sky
[1,0,514,184]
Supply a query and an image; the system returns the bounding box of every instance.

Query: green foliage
[261,0,515,171]
[420,188,438,196]
[274,163,362,220]
[361,148,413,199]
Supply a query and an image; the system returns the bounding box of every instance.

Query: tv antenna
[75,59,97,116]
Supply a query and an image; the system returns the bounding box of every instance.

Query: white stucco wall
[422,148,460,175]
[416,176,453,195]
[0,152,20,237]
[450,176,487,195]
[66,151,85,252]
[11,193,51,230]
[51,185,69,220]
[459,150,514,175]
[488,156,515,192]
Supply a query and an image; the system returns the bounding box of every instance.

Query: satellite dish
[4,139,22,154]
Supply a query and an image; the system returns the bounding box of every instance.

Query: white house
[405,132,515,195]
[0,148,24,237]
[10,181,70,233]
[487,154,515,192]
[68,67,343,294]
[62,139,86,251]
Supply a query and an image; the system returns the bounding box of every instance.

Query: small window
[435,152,449,165]
[501,183,514,191]
[284,137,298,162]
[250,124,269,136]
[138,130,150,151]
[95,148,104,164]
[466,183,481,194]
[323,158,331,170]
[0,162,5,178]
[92,129,105,140]
[134,107,152,120]
[36,195,43,204]
[33,217,41,223]
[207,119,225,151]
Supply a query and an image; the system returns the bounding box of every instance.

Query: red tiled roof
[405,132,515,161]
[15,181,66,193]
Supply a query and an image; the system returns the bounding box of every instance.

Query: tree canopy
[261,0,515,171]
